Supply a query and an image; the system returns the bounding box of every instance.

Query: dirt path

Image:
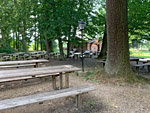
[0,58,150,113]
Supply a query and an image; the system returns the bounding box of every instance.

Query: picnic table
[130,57,143,64]
[0,59,49,68]
[0,65,80,89]
[0,65,96,111]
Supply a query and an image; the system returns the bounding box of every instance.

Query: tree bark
[46,37,53,53]
[22,20,28,53]
[105,0,132,75]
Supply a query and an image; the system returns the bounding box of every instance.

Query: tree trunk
[13,32,15,49]
[98,25,107,59]
[105,0,132,75]
[46,37,53,53]
[22,20,28,53]
[37,38,39,51]
[67,25,71,58]
[58,37,64,60]
[40,35,43,51]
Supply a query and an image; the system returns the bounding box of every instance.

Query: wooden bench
[0,85,95,111]
[133,63,150,72]
[0,64,36,69]
[0,60,49,68]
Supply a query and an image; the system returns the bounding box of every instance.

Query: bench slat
[0,73,59,83]
[0,85,95,110]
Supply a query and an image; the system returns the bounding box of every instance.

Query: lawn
[130,49,150,58]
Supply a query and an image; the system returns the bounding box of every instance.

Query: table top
[0,65,80,79]
[74,52,81,55]
[0,59,49,66]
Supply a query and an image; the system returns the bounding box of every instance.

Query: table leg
[65,73,69,88]
[148,65,150,72]
[76,94,82,109]
[136,60,138,64]
[35,62,40,68]
[52,76,56,90]
[59,73,63,89]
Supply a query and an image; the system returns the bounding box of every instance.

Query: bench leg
[65,73,69,88]
[52,76,57,90]
[59,73,63,89]
[76,94,82,110]
[35,62,40,68]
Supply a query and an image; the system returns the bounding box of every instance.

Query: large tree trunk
[105,0,132,75]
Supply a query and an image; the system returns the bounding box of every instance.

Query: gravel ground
[0,58,150,113]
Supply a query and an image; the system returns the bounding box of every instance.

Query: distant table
[74,52,81,60]
[0,59,49,68]
[130,58,140,64]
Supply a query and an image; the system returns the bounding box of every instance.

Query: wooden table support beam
[65,73,69,88]
[52,76,56,90]
[59,73,63,89]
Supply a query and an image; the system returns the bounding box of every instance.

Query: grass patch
[80,67,150,86]
[130,49,150,58]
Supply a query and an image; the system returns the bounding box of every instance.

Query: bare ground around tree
[0,58,150,113]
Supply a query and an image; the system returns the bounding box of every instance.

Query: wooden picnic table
[130,57,141,64]
[0,65,80,89]
[0,59,49,68]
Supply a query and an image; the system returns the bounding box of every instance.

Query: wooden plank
[0,73,59,83]
[0,64,36,69]
[0,85,95,111]
[0,66,80,79]
[0,60,49,66]
[65,73,69,88]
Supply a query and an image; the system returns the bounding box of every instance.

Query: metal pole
[81,30,84,72]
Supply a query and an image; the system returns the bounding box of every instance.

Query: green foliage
[128,0,150,41]
[0,43,14,54]
[130,49,150,58]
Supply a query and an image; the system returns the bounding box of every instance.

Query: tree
[105,0,133,75]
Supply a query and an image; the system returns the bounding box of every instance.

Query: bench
[133,63,150,72]
[0,64,36,69]
[0,60,49,68]
[0,85,95,111]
